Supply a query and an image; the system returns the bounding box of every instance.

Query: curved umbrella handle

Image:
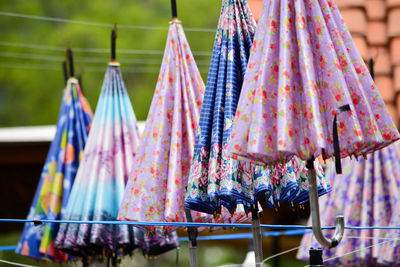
[306,159,344,248]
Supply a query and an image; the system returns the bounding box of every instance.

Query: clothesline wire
[0,41,213,56]
[0,259,37,267]
[0,51,211,65]
[3,218,400,231]
[0,218,314,229]
[260,235,400,267]
[0,62,209,74]
[2,11,400,37]
[263,246,301,263]
[0,63,179,74]
[1,233,399,266]
[260,235,400,265]
[0,11,216,33]
[325,239,391,262]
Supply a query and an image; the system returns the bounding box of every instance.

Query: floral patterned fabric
[227,0,399,166]
[378,192,400,265]
[16,78,93,262]
[297,142,400,266]
[55,64,178,258]
[184,0,330,215]
[118,20,248,233]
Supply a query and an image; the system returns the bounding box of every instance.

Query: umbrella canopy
[55,63,178,258]
[378,188,400,265]
[227,0,399,166]
[297,141,400,265]
[184,0,329,215]
[16,77,93,262]
[118,19,243,234]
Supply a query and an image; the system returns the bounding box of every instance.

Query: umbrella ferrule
[171,0,178,18]
[111,25,117,61]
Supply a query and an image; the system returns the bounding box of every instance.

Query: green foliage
[0,0,219,126]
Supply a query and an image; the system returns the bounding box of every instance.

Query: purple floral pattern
[118,20,248,233]
[297,142,400,266]
[227,0,399,165]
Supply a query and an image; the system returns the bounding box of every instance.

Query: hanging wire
[344,235,400,241]
[0,11,215,33]
[0,41,212,56]
[0,259,38,267]
[263,246,301,263]
[2,11,400,37]
[0,62,179,74]
[0,62,210,74]
[0,51,211,65]
[324,240,391,262]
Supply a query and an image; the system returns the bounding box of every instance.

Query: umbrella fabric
[55,64,178,257]
[297,142,400,266]
[16,78,93,262]
[118,20,246,234]
[227,0,399,166]
[378,202,400,265]
[184,0,330,215]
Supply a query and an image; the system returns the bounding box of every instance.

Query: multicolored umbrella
[227,0,399,168]
[184,0,329,217]
[297,141,400,265]
[118,17,244,234]
[16,63,93,262]
[55,47,178,258]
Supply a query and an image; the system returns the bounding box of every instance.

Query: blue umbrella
[16,51,93,262]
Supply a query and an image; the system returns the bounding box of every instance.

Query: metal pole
[251,205,263,267]
[272,235,280,267]
[185,209,198,267]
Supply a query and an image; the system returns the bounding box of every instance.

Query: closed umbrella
[227,0,399,251]
[184,0,329,217]
[55,28,178,262]
[118,2,247,236]
[16,51,93,262]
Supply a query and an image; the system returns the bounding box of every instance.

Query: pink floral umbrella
[227,0,399,168]
[118,18,251,234]
[226,0,400,250]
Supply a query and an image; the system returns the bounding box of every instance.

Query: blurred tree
[0,0,219,126]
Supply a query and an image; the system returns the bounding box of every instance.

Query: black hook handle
[62,60,68,85]
[111,25,117,61]
[171,0,178,18]
[67,48,74,77]
[369,58,374,81]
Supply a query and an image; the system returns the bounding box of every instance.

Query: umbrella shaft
[252,217,263,266]
[188,243,198,267]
